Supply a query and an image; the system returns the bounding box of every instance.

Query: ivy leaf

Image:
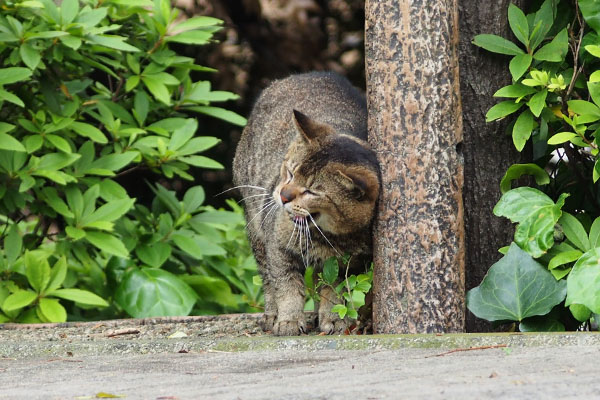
[466,243,567,322]
[566,248,600,313]
[493,188,567,257]
[115,267,197,318]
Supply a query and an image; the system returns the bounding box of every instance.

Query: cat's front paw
[319,313,349,335]
[273,316,307,336]
[260,313,277,332]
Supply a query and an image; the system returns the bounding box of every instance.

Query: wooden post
[365,0,465,333]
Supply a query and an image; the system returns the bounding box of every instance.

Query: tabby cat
[233,72,380,336]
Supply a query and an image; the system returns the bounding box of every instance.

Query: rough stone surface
[365,0,465,333]
[1,316,600,399]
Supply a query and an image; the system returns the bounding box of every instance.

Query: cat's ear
[337,168,380,201]
[292,109,333,143]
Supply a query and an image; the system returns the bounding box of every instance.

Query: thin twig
[425,344,508,358]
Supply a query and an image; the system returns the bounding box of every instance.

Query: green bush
[0,0,261,323]
[467,0,600,331]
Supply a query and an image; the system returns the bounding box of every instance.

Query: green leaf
[0,88,24,107]
[0,67,33,85]
[38,298,66,322]
[186,106,247,126]
[176,137,220,156]
[171,232,226,258]
[171,16,223,33]
[125,76,140,92]
[37,152,80,170]
[499,163,550,194]
[25,251,51,293]
[323,257,339,285]
[46,134,71,153]
[559,213,591,252]
[134,90,149,125]
[569,304,592,322]
[85,231,129,258]
[0,132,26,152]
[164,30,213,45]
[182,186,205,213]
[82,198,135,226]
[579,0,600,36]
[533,29,568,62]
[586,45,600,58]
[472,34,524,55]
[567,100,600,118]
[142,77,170,105]
[466,243,567,322]
[527,89,547,118]
[60,0,79,24]
[169,119,197,151]
[508,4,529,47]
[87,34,140,52]
[19,43,41,70]
[547,132,577,145]
[135,242,171,268]
[179,155,224,169]
[519,317,564,332]
[493,188,567,258]
[548,250,582,271]
[42,186,74,218]
[70,122,108,144]
[2,290,37,312]
[89,152,139,172]
[529,0,556,50]
[46,257,67,293]
[589,217,600,248]
[66,226,86,240]
[485,101,523,122]
[49,288,108,307]
[512,110,534,152]
[115,267,197,318]
[5,225,22,265]
[566,247,600,313]
[493,84,536,99]
[588,81,600,108]
[331,304,347,319]
[508,54,533,82]
[180,275,238,308]
[191,210,243,225]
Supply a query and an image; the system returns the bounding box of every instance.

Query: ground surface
[1,315,598,399]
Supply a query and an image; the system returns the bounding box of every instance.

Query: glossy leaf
[566,248,600,313]
[323,257,339,285]
[527,89,547,117]
[135,242,171,268]
[485,101,523,122]
[49,288,108,307]
[115,267,196,318]
[0,132,26,152]
[2,290,37,311]
[85,231,129,258]
[512,110,534,152]
[38,298,66,322]
[509,53,532,81]
[467,243,567,321]
[499,163,549,194]
[494,188,567,257]
[472,34,524,55]
[558,213,591,252]
[533,28,568,62]
[579,0,600,35]
[508,4,529,47]
[25,251,51,293]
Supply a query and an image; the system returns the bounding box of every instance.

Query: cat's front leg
[318,285,349,334]
[272,273,306,335]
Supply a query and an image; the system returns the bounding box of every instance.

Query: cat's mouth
[291,212,320,225]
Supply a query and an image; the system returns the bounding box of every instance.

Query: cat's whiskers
[259,202,279,229]
[308,214,341,257]
[245,199,275,229]
[297,217,308,267]
[216,185,268,197]
[286,221,298,250]
[238,192,271,204]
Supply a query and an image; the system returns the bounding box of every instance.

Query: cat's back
[233,72,367,190]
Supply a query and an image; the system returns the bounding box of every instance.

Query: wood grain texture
[365,0,465,333]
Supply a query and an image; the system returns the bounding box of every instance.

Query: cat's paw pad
[260,313,277,332]
[273,317,307,336]
[319,314,349,335]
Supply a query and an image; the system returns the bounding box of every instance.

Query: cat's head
[273,110,380,235]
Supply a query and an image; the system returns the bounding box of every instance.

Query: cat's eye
[286,168,294,181]
[302,189,316,196]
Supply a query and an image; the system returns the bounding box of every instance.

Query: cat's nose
[280,186,297,204]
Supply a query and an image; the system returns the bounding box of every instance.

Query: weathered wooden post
[365,0,465,333]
